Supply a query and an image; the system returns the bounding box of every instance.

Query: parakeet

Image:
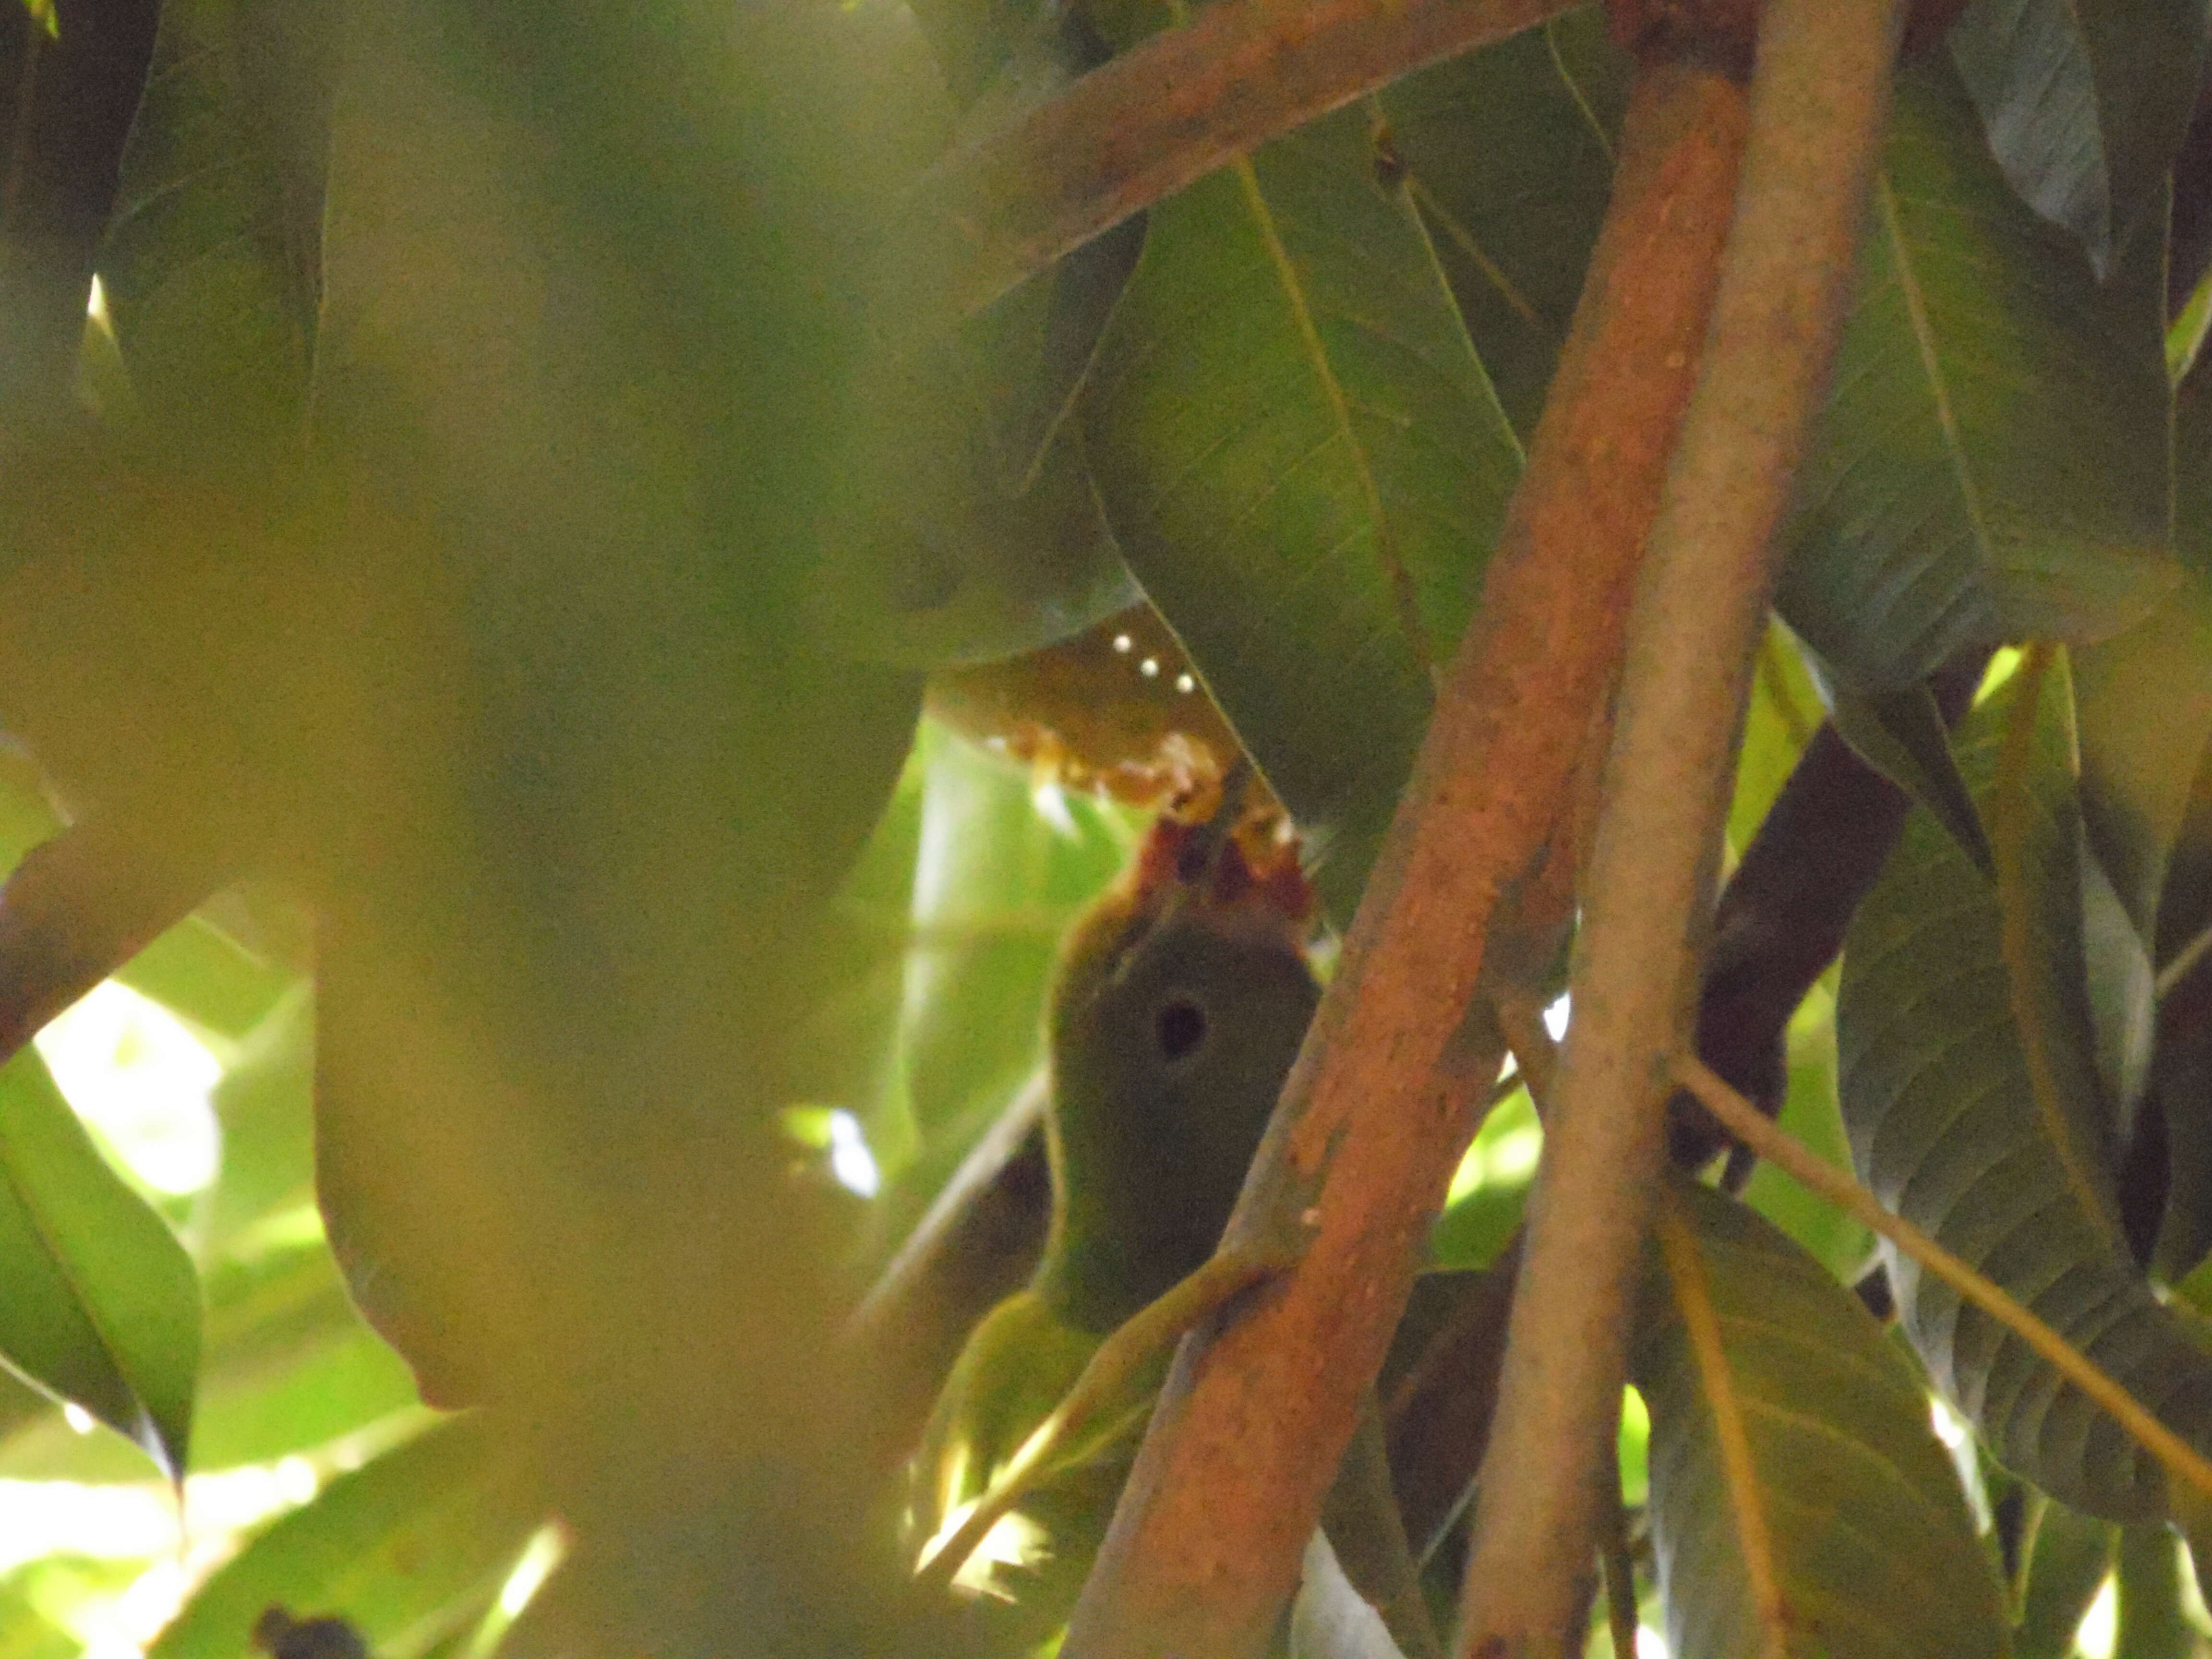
[911,808,1320,1616]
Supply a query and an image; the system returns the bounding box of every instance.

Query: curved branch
[1455,1,1907,1648]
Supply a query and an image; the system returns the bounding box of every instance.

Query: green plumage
[913,820,1320,1606]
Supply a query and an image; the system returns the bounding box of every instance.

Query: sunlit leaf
[0,1047,199,1478]
[150,1416,542,1659]
[1084,102,1522,916]
[1839,659,2212,1518]
[1948,0,2210,276]
[2012,1497,2116,1659]
[1634,1178,2007,1659]
[1779,55,2175,692]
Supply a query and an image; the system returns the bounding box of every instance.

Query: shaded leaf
[1083,103,1522,916]
[1948,0,2210,276]
[99,0,332,471]
[150,1416,543,1659]
[1839,661,2212,1519]
[1379,9,1628,437]
[0,1046,198,1478]
[1779,55,2175,693]
[2075,578,2212,940]
[1827,675,1993,874]
[1633,1178,2007,1659]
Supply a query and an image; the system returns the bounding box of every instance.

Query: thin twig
[1673,1054,2212,1506]
[1457,2,1907,1647]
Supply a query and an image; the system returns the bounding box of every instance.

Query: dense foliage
[6,0,2212,1656]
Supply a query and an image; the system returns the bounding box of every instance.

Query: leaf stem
[1672,1053,2212,1507]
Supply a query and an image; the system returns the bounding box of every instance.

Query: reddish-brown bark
[1058,58,1754,1659]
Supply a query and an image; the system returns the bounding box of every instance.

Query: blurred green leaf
[99,0,330,472]
[1083,102,1522,918]
[151,1416,541,1659]
[199,987,314,1255]
[0,1047,199,1479]
[1779,54,2175,692]
[1634,1178,2007,1659]
[2116,1523,2199,1659]
[0,1233,416,1480]
[1948,0,2209,277]
[1430,1088,1538,1273]
[1726,628,1821,859]
[2012,1498,2116,1659]
[1839,659,2212,1519]
[0,1578,75,1659]
[117,915,296,1046]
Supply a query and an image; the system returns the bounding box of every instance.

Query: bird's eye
[1155,996,1208,1061]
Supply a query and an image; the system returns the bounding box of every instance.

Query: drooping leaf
[1947,0,2210,277]
[1826,675,1993,874]
[0,1234,414,1480]
[0,1046,199,1478]
[2115,1522,2199,1659]
[149,1416,544,1659]
[2011,1497,2115,1659]
[1779,54,2175,693]
[1083,102,1523,917]
[1633,1178,2007,1659]
[1839,658,2212,1519]
[1378,9,1629,438]
[98,0,333,471]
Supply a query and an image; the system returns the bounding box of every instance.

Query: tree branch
[875,0,1575,328]
[1058,53,1752,1659]
[1455,0,1907,1648]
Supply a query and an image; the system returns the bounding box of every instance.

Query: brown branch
[1057,53,1752,1659]
[0,819,213,1063]
[1455,0,1908,1648]
[875,0,1576,329]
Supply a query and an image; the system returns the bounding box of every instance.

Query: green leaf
[0,1047,200,1479]
[1633,1178,2008,1659]
[1083,104,1523,917]
[1947,0,2210,277]
[200,986,315,1255]
[1838,661,2212,1519]
[150,1416,544,1659]
[2115,1523,2198,1659]
[99,0,331,470]
[2074,578,2212,940]
[117,914,297,1046]
[0,1577,75,1659]
[1378,9,1629,439]
[2011,1497,2115,1659]
[1827,676,1994,875]
[0,1232,415,1479]
[1778,55,2175,692]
